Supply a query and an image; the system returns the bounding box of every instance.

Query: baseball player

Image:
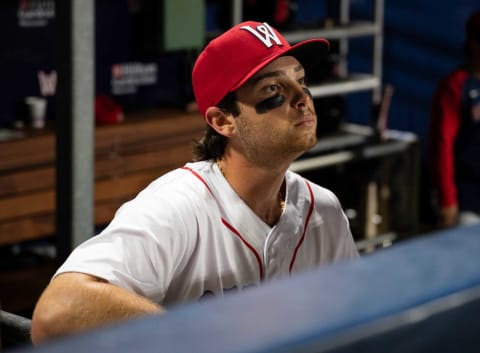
[429,10,480,228]
[31,21,358,344]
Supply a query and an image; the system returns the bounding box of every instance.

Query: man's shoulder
[120,161,215,216]
[144,161,214,194]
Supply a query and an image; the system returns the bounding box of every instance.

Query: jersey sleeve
[55,191,197,304]
[428,70,466,207]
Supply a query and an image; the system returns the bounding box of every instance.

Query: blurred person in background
[429,9,480,228]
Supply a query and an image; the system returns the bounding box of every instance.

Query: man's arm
[31,272,163,345]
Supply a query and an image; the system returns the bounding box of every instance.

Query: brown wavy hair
[193,92,240,161]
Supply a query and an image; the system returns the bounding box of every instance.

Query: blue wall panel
[348,0,479,156]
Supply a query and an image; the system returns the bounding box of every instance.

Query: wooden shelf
[0,109,205,246]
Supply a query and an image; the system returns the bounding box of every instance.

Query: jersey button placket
[264,247,275,275]
[263,243,274,277]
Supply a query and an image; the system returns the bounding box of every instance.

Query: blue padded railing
[14,224,480,353]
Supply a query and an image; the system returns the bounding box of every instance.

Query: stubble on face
[232,57,318,168]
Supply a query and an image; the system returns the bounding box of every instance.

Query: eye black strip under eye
[255,95,285,114]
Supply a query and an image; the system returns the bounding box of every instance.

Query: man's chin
[304,134,318,150]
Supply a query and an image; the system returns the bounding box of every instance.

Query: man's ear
[205,107,235,137]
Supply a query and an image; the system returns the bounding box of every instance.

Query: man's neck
[217,152,290,226]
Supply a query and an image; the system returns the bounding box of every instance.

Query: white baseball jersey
[56,161,358,306]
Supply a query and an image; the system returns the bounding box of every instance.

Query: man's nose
[291,85,311,110]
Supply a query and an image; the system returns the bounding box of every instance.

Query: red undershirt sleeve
[428,71,466,208]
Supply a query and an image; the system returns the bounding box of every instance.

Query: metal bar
[289,151,355,172]
[232,0,242,24]
[283,21,380,42]
[372,0,384,104]
[338,0,350,77]
[309,74,380,98]
[55,0,95,262]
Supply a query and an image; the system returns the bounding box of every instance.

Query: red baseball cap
[192,21,330,117]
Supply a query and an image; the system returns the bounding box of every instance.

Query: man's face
[231,56,317,167]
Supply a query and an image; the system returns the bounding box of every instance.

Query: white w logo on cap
[240,22,283,48]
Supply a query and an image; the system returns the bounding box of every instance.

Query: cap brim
[288,38,330,71]
[230,38,329,92]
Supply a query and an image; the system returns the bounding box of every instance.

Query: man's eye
[265,84,280,93]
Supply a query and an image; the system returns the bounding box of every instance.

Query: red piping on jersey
[221,219,264,279]
[289,180,314,273]
[181,166,264,280]
[182,166,214,194]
